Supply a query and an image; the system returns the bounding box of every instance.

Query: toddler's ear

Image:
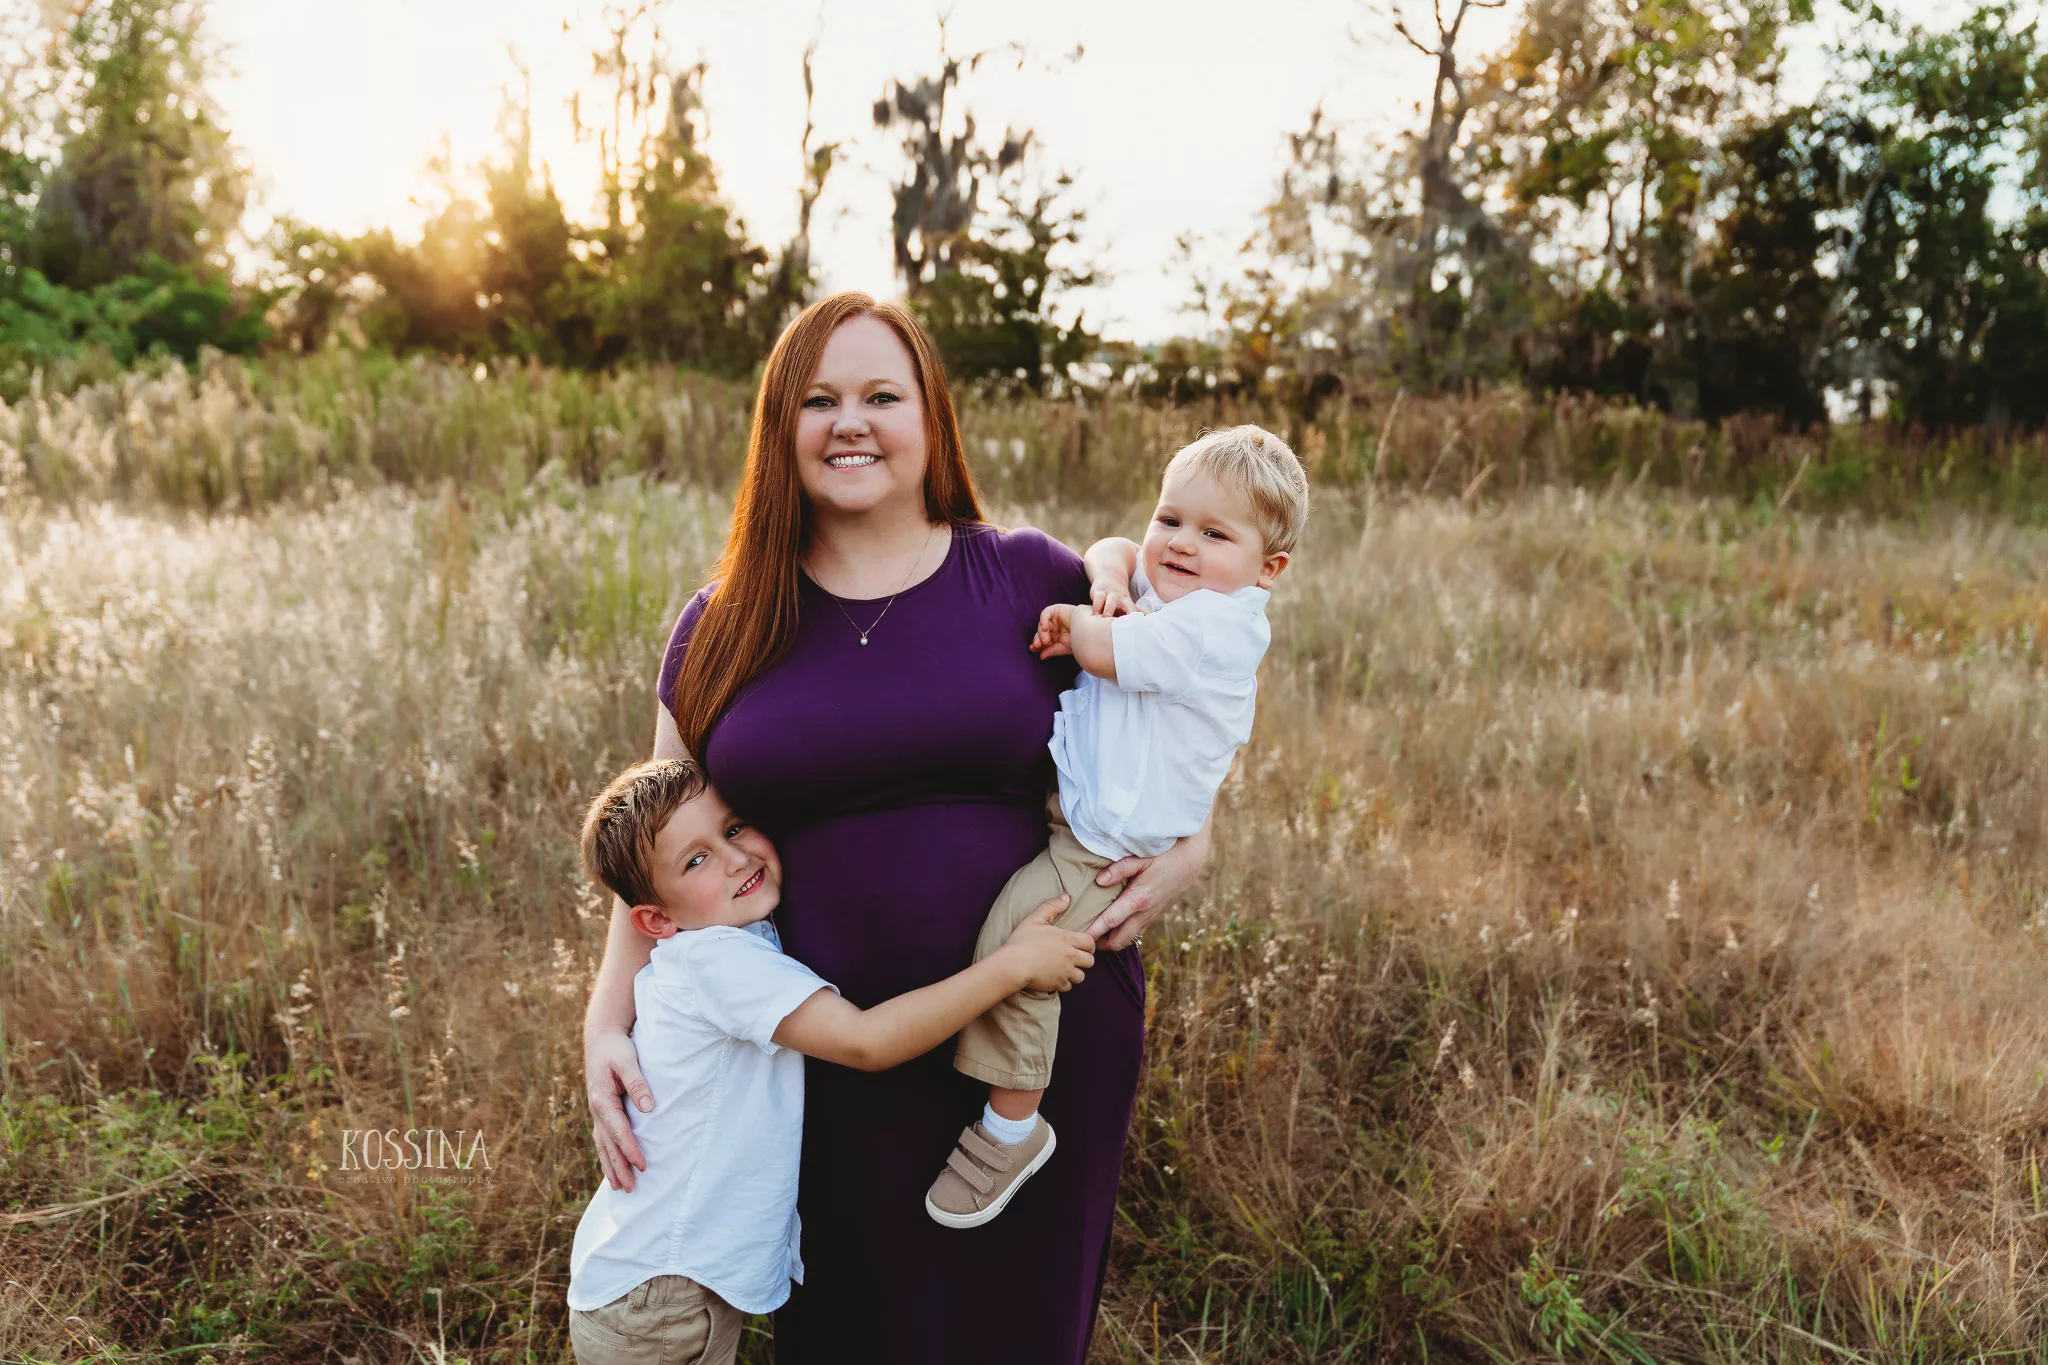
[1257,550,1291,589]
[630,904,680,939]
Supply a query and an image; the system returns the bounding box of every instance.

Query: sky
[205,0,1961,343]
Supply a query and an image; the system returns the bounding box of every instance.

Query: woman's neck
[804,504,951,600]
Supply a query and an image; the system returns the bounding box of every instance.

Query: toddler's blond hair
[1163,425,1310,556]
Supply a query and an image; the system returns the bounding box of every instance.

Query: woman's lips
[735,868,765,897]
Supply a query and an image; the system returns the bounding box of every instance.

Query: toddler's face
[1140,469,1289,603]
[633,788,783,937]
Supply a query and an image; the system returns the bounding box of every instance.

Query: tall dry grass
[7,349,2048,518]
[2,468,2046,1361]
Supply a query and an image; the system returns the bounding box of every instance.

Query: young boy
[567,758,1095,1365]
[926,424,1309,1228]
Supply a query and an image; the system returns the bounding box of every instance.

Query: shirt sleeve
[684,932,837,1054]
[1109,596,1210,699]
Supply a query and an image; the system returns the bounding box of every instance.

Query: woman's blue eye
[870,392,898,404]
[803,396,832,409]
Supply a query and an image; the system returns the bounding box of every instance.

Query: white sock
[980,1102,1037,1145]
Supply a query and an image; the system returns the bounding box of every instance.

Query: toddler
[567,758,1094,1365]
[925,424,1309,1228]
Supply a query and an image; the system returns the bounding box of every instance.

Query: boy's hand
[1031,603,1076,659]
[995,896,1095,993]
[1089,576,1140,618]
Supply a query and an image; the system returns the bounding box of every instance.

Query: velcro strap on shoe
[945,1146,996,1196]
[957,1127,1012,1172]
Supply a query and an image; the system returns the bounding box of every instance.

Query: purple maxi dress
[655,524,1146,1364]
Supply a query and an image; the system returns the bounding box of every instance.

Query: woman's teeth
[826,454,879,468]
[735,868,764,896]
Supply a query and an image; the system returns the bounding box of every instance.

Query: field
[3,363,2048,1362]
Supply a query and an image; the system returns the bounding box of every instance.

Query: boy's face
[1141,468,1290,603]
[629,788,783,939]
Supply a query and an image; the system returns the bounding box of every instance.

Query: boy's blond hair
[1164,425,1310,556]
[580,758,709,909]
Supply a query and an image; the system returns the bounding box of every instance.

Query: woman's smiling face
[795,315,929,520]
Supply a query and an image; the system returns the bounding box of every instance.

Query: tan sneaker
[924,1118,1056,1228]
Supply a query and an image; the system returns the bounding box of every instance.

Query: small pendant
[859,636,869,646]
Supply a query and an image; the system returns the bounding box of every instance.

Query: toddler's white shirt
[567,919,833,1315]
[1050,565,1270,860]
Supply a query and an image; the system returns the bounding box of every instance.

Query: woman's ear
[1256,550,1291,589]
[629,904,680,939]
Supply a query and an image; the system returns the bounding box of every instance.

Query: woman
[581,292,1210,1362]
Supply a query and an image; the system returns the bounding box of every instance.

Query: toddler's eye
[1156,515,1178,527]
[685,852,707,870]
[1205,529,1227,540]
[726,822,746,838]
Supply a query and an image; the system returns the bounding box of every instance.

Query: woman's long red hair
[672,293,984,758]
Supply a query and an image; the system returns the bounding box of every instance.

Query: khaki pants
[954,795,1122,1090]
[569,1275,742,1365]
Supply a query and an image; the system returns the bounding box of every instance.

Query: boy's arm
[1033,603,1120,682]
[772,900,1092,1071]
[1082,537,1141,616]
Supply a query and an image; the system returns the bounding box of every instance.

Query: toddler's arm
[772,898,1093,1071]
[1032,604,1119,681]
[1083,537,1141,617]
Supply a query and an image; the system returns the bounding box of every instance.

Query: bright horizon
[207,0,1953,344]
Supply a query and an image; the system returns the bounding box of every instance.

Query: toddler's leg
[952,819,1117,1092]
[931,811,1119,1228]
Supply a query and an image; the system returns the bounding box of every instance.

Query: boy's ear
[629,904,680,939]
[1257,550,1291,589]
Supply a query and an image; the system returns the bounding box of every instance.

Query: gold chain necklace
[814,524,938,647]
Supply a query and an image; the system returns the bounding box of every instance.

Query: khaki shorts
[569,1275,742,1365]
[954,795,1122,1090]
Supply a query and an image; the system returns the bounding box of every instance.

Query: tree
[31,0,248,289]
[873,39,1097,390]
[1828,2,2048,425]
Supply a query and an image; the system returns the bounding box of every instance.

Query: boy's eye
[726,822,745,839]
[1205,528,1228,540]
[685,852,707,871]
[1156,515,1178,527]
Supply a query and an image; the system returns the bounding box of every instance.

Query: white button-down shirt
[1050,566,1270,860]
[568,919,833,1315]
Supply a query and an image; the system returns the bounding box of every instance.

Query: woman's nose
[832,408,868,435]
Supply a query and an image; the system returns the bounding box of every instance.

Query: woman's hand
[586,1025,656,1192]
[1086,816,1212,950]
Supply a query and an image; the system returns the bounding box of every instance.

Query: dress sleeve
[656,585,716,718]
[683,931,837,1054]
[996,525,1089,622]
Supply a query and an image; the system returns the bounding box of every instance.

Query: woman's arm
[1084,810,1213,951]
[584,699,688,1192]
[772,898,1092,1070]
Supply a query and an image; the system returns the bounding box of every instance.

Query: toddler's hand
[997,896,1095,993]
[1031,603,1076,659]
[1089,577,1139,618]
